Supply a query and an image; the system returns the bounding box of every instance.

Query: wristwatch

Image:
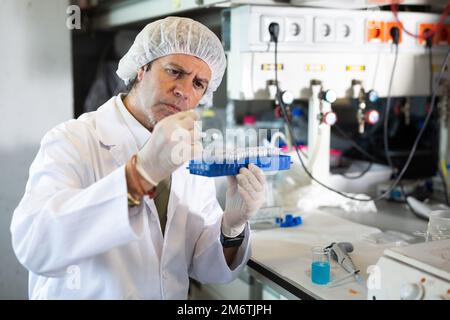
[220,229,246,248]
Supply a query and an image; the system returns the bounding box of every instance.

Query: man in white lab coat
[10,17,266,299]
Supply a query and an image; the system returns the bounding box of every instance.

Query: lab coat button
[163,272,169,279]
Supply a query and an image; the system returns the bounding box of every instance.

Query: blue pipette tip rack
[276,214,302,227]
[188,154,291,177]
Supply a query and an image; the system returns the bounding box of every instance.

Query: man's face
[133,54,212,128]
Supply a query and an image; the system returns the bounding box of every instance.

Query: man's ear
[137,66,146,82]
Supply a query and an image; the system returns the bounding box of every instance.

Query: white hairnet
[116,16,226,105]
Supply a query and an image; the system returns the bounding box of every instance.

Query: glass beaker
[427,210,450,241]
[311,246,331,285]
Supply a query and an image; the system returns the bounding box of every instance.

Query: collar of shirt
[116,93,150,150]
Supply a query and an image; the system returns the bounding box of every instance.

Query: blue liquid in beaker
[311,261,330,285]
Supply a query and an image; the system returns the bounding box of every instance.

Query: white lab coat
[10,96,251,299]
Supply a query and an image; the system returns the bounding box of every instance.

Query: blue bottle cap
[291,107,304,118]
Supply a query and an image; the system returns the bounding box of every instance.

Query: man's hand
[222,164,266,237]
[135,110,203,186]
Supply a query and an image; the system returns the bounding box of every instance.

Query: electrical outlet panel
[227,5,450,100]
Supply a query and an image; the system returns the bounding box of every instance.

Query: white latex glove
[222,164,266,237]
[136,110,202,186]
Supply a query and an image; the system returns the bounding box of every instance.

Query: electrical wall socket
[336,19,355,42]
[285,17,306,42]
[260,16,285,42]
[314,17,335,42]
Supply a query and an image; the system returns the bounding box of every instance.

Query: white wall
[0,0,73,299]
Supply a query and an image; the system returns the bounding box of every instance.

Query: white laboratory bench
[245,200,429,300]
